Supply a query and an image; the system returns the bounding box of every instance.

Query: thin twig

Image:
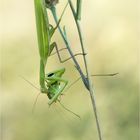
[68,1,103,140]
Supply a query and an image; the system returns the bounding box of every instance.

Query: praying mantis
[34,0,85,105]
[34,0,117,106]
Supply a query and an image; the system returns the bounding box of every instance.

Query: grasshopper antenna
[19,75,41,114]
[19,75,40,91]
[91,73,119,77]
[58,100,81,120]
[64,77,81,93]
[64,72,119,93]
[32,93,41,114]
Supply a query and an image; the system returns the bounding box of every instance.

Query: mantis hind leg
[50,47,67,56]
[50,42,86,63]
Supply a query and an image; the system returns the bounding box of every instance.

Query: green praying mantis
[34,0,118,106]
[34,0,86,106]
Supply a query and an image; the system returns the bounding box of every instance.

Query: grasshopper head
[47,68,65,78]
[45,68,65,88]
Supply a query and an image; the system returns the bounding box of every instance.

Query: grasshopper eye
[48,73,54,77]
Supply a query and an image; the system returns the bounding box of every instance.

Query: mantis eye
[48,73,54,77]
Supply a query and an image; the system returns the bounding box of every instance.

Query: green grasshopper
[34,0,85,106]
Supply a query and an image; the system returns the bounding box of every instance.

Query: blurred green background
[0,0,139,140]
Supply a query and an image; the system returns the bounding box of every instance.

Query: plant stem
[50,6,88,87]
[68,1,103,140]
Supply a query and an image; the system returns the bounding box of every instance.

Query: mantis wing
[34,0,50,65]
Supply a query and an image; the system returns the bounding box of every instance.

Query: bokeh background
[0,0,139,140]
